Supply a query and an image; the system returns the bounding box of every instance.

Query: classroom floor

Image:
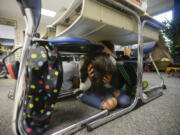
[0,72,180,135]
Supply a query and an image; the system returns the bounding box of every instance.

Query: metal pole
[86,98,138,131]
[149,53,165,86]
[52,110,108,135]
[139,20,165,103]
[12,9,35,135]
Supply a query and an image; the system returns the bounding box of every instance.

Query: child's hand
[103,75,112,84]
[101,97,117,110]
[113,90,120,97]
[87,64,94,80]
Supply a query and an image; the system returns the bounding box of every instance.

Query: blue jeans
[80,85,131,109]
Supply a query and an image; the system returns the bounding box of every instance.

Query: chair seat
[48,37,104,53]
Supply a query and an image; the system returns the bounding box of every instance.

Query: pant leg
[110,87,131,108]
[116,93,131,108]
[80,91,104,109]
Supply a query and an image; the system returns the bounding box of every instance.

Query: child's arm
[112,84,127,97]
[113,90,120,97]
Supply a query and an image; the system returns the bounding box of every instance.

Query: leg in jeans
[111,87,131,108]
[80,91,117,110]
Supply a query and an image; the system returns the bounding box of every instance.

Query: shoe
[142,81,148,90]
[142,93,148,100]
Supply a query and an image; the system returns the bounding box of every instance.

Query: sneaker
[142,81,148,90]
[142,93,148,99]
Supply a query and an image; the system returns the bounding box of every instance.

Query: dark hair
[80,52,117,94]
[100,40,114,52]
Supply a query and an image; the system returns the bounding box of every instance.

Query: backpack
[117,63,137,95]
[21,40,63,134]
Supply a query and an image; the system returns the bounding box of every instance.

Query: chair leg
[86,98,139,131]
[51,110,108,135]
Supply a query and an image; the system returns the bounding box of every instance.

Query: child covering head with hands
[80,40,131,110]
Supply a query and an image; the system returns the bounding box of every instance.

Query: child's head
[97,40,115,57]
